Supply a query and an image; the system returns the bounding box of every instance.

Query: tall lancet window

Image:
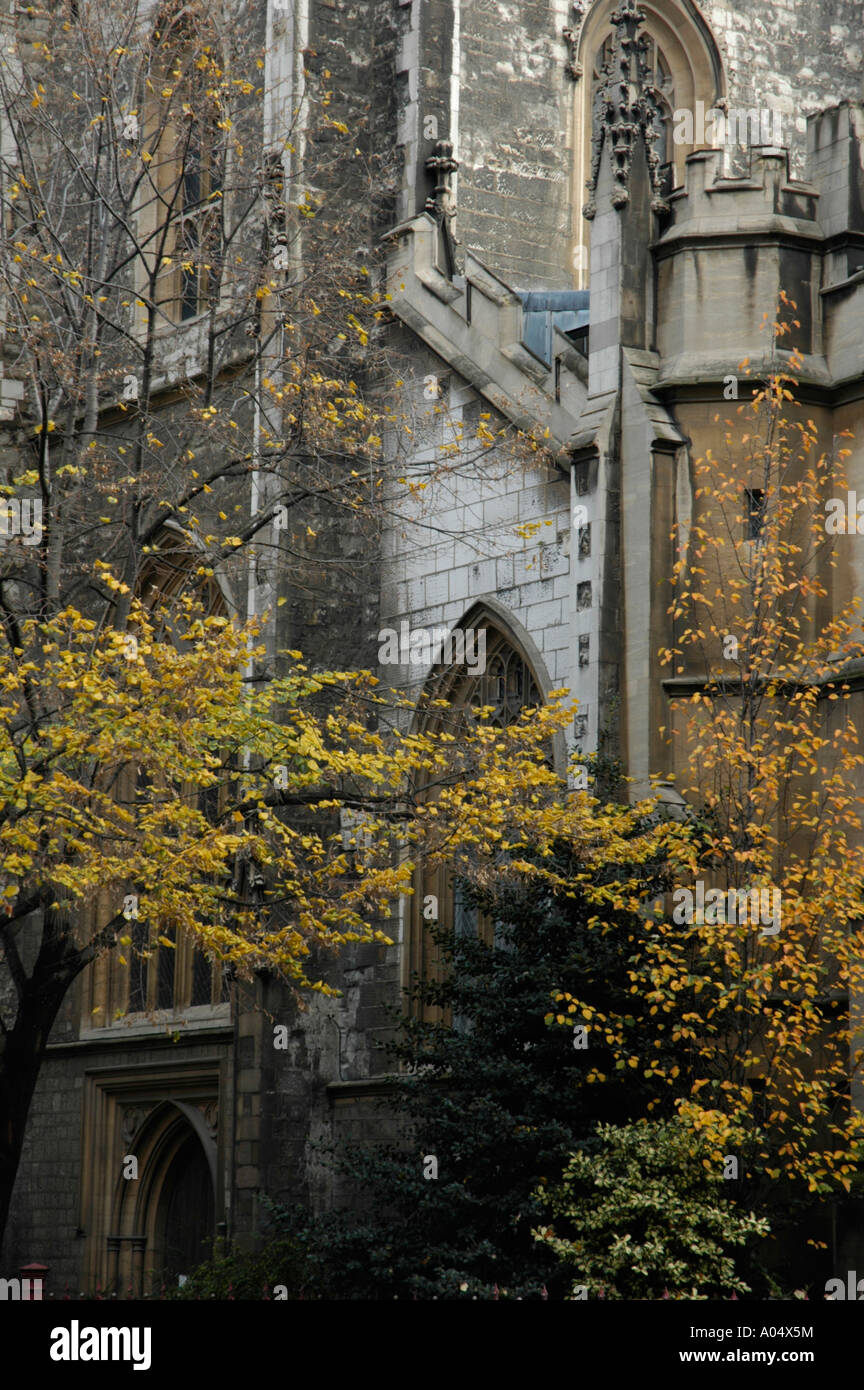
[138,2,228,329]
[81,527,231,1032]
[405,618,544,1023]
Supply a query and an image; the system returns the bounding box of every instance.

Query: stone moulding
[562,0,591,81]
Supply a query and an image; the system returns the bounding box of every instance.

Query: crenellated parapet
[653,107,864,393]
[654,145,825,388]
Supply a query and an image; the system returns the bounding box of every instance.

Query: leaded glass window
[466,641,541,726]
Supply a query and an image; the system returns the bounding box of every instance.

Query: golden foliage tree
[0,0,551,1253]
[0,588,688,1246]
[551,305,864,1206]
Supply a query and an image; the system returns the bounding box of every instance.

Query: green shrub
[534,1119,770,1300]
[166,1236,314,1300]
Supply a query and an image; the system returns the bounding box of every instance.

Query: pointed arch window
[406,619,545,1019]
[138,4,227,328]
[81,528,232,1032]
[593,32,676,165]
[571,0,725,289]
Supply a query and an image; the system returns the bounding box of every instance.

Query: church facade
[5,0,864,1294]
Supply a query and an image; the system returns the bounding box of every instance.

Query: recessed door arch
[110,1099,217,1294]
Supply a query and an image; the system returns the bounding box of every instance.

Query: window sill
[78,1002,231,1043]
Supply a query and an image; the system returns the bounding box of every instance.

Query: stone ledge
[326,1077,402,1104]
[821,268,864,297]
[49,1022,233,1055]
[663,662,864,697]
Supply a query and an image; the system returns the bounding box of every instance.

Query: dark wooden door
[161,1135,214,1283]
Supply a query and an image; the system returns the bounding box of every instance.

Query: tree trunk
[0,915,87,1256]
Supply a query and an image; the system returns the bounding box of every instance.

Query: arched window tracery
[405,617,546,1019]
[592,32,676,164]
[428,627,542,731]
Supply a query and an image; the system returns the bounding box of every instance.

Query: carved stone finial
[424,139,459,222]
[424,139,460,275]
[582,0,669,220]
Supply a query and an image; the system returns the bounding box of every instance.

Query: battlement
[806,102,864,240]
[661,146,820,242]
[651,107,864,392]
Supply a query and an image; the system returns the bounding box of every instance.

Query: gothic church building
[6,0,864,1292]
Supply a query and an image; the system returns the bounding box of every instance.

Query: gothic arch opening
[139,1,230,328]
[415,601,554,728]
[570,0,725,287]
[138,517,235,617]
[110,1100,217,1295]
[404,606,553,1013]
[156,1131,215,1286]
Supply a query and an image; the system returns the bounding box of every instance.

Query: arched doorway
[108,1100,218,1295]
[157,1131,215,1285]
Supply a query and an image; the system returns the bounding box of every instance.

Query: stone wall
[701,0,864,174]
[395,0,864,292]
[379,348,573,703]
